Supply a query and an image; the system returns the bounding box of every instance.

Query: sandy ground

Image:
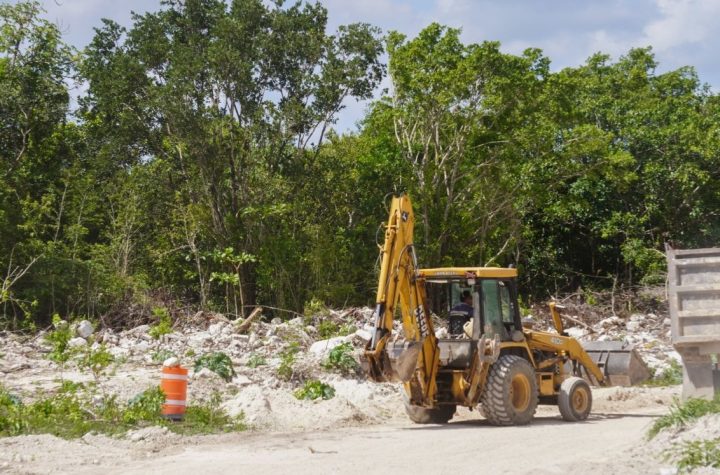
[0,386,688,475]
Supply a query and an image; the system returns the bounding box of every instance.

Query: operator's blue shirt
[451,302,473,318]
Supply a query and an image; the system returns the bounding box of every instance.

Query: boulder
[309,336,346,356]
[68,337,87,348]
[76,320,94,339]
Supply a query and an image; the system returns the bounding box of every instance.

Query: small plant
[304,298,329,318]
[58,380,85,394]
[123,386,166,425]
[45,314,74,379]
[277,343,300,381]
[172,391,246,435]
[322,342,357,374]
[151,349,177,364]
[77,344,115,389]
[194,352,236,382]
[247,353,267,368]
[294,380,336,401]
[185,348,196,358]
[149,307,173,340]
[648,396,720,439]
[317,320,339,339]
[645,359,683,387]
[664,438,720,473]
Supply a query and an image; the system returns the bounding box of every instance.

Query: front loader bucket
[580,341,651,386]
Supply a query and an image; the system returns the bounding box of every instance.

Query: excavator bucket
[580,341,651,386]
[361,340,422,383]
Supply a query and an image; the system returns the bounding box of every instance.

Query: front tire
[481,355,538,426]
[558,377,592,422]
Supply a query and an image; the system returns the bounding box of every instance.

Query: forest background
[2,0,719,329]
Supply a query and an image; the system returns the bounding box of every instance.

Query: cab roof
[418,267,517,279]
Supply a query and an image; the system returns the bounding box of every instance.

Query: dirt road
[80,406,667,475]
[1,387,681,474]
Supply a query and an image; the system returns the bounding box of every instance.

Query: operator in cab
[451,290,473,317]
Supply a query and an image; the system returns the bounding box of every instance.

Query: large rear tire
[481,355,538,426]
[403,398,456,424]
[558,377,592,422]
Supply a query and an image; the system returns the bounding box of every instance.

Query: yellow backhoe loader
[361,194,648,425]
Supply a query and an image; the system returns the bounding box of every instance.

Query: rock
[208,322,226,336]
[354,328,372,342]
[270,317,282,325]
[76,320,94,338]
[193,367,217,380]
[232,374,252,386]
[163,357,180,367]
[662,318,672,327]
[309,336,346,356]
[626,320,642,332]
[133,341,150,353]
[68,337,87,348]
[288,317,304,326]
[188,332,212,348]
[565,327,585,339]
[435,327,448,338]
[129,324,150,335]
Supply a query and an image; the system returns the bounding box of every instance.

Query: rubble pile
[0,295,681,432]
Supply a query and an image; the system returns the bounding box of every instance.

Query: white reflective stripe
[161,373,188,381]
[164,399,187,406]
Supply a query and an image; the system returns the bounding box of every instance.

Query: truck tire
[403,398,456,424]
[481,355,538,426]
[558,377,592,422]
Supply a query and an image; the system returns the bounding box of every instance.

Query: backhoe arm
[362,195,440,405]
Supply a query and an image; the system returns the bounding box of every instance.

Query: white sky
[32,0,720,132]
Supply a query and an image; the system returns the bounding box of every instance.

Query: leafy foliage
[2,0,720,328]
[246,353,267,368]
[194,352,236,382]
[322,342,358,374]
[148,307,173,340]
[294,380,336,401]
[664,438,720,473]
[645,359,683,387]
[277,343,300,381]
[0,384,245,438]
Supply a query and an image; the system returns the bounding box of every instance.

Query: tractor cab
[420,267,524,368]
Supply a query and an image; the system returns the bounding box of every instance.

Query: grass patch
[664,438,720,473]
[648,396,720,439]
[0,385,245,439]
[294,380,335,401]
[246,353,267,368]
[645,359,683,387]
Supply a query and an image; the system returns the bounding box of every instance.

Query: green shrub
[645,359,683,387]
[77,344,114,385]
[247,353,267,368]
[664,438,720,473]
[322,342,357,374]
[194,352,236,382]
[648,396,720,439]
[123,386,166,425]
[294,380,335,400]
[277,343,299,381]
[304,298,329,318]
[0,384,245,439]
[45,315,73,371]
[317,320,339,339]
[149,307,172,340]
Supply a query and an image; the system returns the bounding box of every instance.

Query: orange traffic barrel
[161,364,188,420]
